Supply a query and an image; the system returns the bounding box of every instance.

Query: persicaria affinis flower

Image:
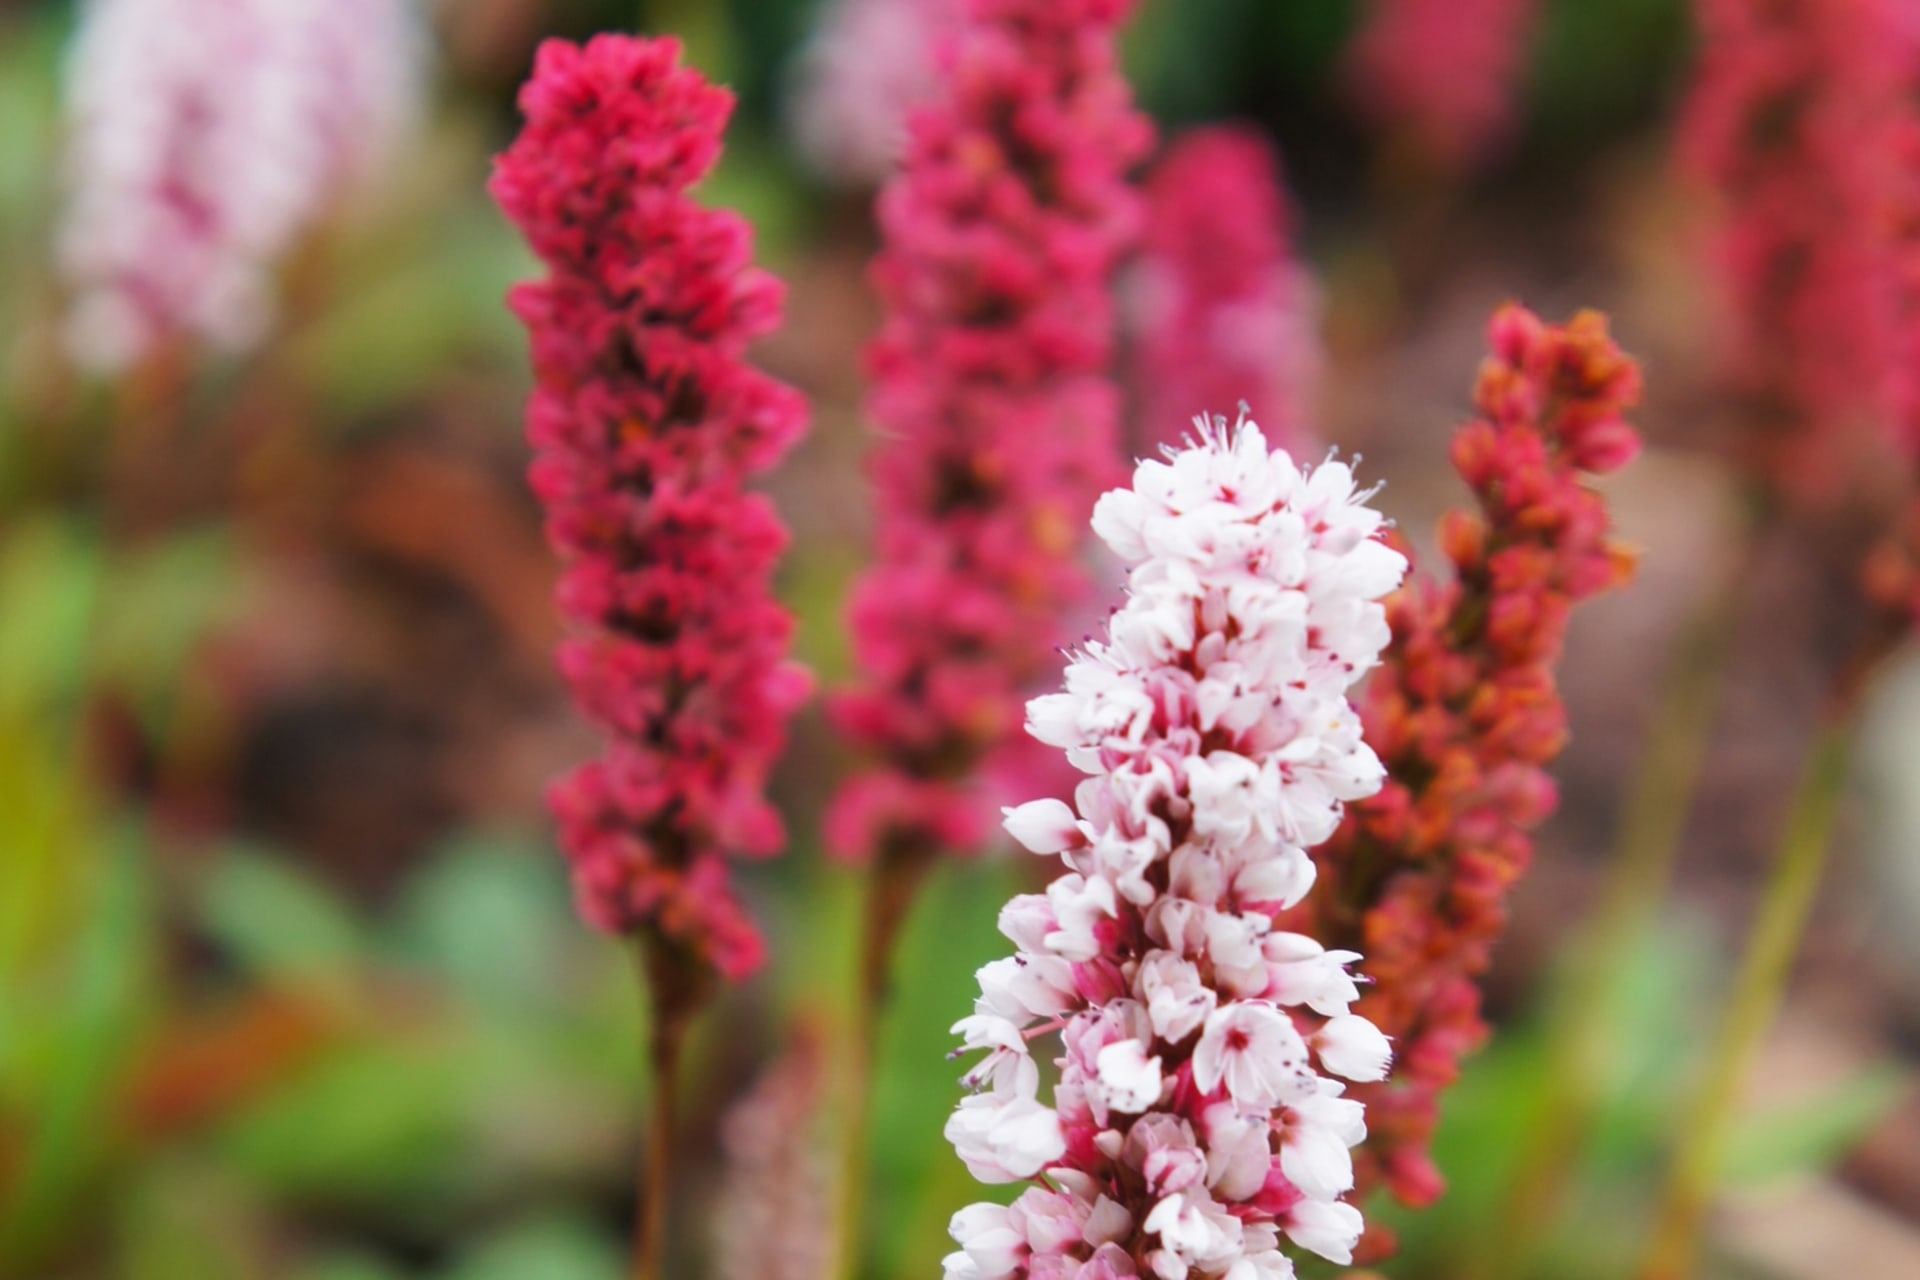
[1129,125,1320,456]
[59,0,422,371]
[827,0,1153,864]
[491,35,811,983]
[1290,306,1641,1241]
[943,413,1407,1280]
[1678,0,1915,495]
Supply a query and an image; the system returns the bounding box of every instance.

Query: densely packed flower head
[942,415,1407,1280]
[827,0,1153,864]
[491,34,811,982]
[59,0,420,372]
[1287,307,1640,1240]
[786,0,964,185]
[1128,125,1320,456]
[1343,0,1540,170]
[1679,0,1915,495]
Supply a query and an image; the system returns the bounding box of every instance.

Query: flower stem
[1635,714,1854,1280]
[837,844,935,1280]
[634,934,702,1280]
[635,1033,679,1280]
[1489,523,1758,1275]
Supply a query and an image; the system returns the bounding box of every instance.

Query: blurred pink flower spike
[943,411,1407,1280]
[59,0,423,373]
[1679,0,1918,496]
[826,0,1154,868]
[1129,124,1322,457]
[491,34,812,988]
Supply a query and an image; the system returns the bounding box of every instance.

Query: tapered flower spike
[944,411,1407,1280]
[826,0,1153,867]
[1344,0,1540,171]
[59,0,421,372]
[492,35,812,1278]
[491,33,811,983]
[1679,0,1916,497]
[1129,125,1321,457]
[1285,306,1641,1254]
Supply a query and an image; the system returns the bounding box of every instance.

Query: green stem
[836,845,935,1280]
[1635,716,1854,1280]
[1488,525,1758,1276]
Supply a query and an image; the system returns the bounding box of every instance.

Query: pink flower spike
[827,0,1154,867]
[491,35,811,985]
[1679,0,1916,496]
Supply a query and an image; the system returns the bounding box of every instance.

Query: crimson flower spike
[1282,305,1643,1258]
[490,34,811,1278]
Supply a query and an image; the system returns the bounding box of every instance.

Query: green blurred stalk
[1489,523,1758,1276]
[837,845,936,1280]
[1635,715,1854,1280]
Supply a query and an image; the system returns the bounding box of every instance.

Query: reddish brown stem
[634,933,705,1280]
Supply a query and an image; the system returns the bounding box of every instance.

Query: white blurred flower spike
[58,0,423,373]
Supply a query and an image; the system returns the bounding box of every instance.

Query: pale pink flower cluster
[785,0,964,184]
[944,414,1406,1280]
[59,0,421,372]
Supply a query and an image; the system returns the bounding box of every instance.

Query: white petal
[1283,1198,1362,1265]
[1002,798,1085,854]
[1095,1039,1163,1113]
[1315,1014,1391,1082]
[1280,1117,1354,1199]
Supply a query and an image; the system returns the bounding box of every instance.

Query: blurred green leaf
[94,525,245,740]
[289,207,533,420]
[1721,1064,1912,1188]
[294,1254,407,1280]
[0,9,61,265]
[0,715,91,975]
[214,1038,468,1204]
[391,832,573,1011]
[439,1210,623,1280]
[119,1159,261,1280]
[200,846,368,988]
[0,827,155,1274]
[0,515,103,723]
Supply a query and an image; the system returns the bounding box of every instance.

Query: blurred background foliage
[1,1,1916,1279]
